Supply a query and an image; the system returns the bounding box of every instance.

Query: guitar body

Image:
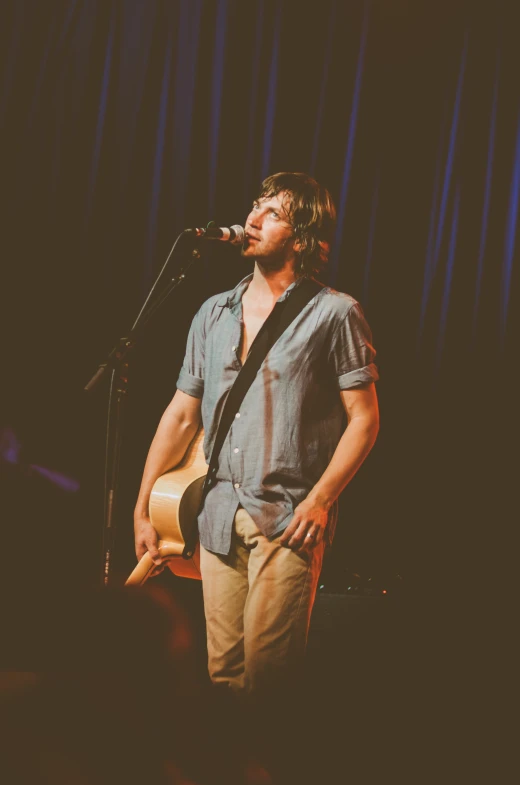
[125,428,207,585]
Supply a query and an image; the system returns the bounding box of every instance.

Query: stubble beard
[241,238,294,272]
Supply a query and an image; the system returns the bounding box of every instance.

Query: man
[134,172,379,703]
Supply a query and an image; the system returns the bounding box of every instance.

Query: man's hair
[257,172,337,277]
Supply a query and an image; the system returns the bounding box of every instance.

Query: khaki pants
[200,506,325,698]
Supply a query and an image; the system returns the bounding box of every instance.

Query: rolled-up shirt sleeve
[176,306,206,399]
[329,302,379,389]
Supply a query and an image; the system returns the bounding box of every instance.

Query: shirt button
[234,448,239,454]
[232,345,236,351]
[234,482,240,489]
[235,412,240,419]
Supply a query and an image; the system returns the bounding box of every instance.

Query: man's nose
[248,211,262,229]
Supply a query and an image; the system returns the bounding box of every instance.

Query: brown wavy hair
[257,172,336,277]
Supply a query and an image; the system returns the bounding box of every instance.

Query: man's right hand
[132,391,202,579]
[134,514,164,576]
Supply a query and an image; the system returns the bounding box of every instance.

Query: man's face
[241,191,297,267]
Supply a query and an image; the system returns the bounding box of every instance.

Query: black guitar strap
[182,276,323,558]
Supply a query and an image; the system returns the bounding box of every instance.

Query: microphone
[185,224,245,245]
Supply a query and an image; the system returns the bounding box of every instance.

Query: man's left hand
[279,496,330,552]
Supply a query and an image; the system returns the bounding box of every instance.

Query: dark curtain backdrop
[1,0,517,592]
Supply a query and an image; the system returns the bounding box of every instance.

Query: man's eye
[270,211,279,219]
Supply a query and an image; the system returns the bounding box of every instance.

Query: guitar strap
[182,276,323,558]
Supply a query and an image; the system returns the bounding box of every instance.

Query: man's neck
[246,260,298,304]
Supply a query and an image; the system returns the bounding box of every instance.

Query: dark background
[1,0,516,603]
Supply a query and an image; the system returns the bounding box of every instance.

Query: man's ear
[292,236,306,254]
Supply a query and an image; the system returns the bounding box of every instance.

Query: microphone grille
[230,225,245,245]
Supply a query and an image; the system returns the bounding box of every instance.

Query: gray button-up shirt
[176,273,378,555]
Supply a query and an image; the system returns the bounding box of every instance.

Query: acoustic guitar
[125,428,207,585]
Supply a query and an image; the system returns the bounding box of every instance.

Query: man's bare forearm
[135,402,201,516]
[306,415,379,509]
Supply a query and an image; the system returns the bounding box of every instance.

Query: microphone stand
[84,230,201,586]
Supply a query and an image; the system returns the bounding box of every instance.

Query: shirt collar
[216,273,305,310]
